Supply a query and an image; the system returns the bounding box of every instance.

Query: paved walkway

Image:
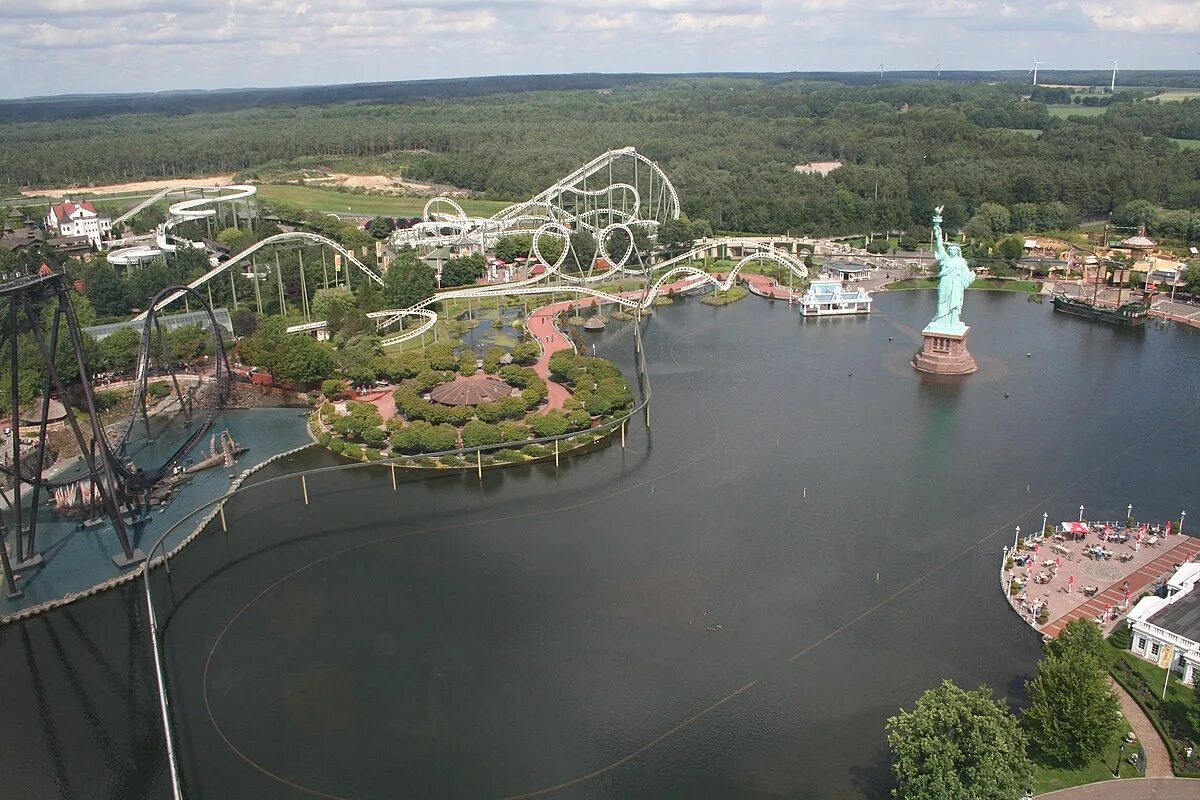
[1038,778,1200,799]
[1038,535,1200,637]
[523,275,710,410]
[1109,678,1173,778]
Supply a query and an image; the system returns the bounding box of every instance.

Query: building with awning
[823,260,872,282]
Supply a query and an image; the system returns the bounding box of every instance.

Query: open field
[1048,105,1107,119]
[255,184,511,217]
[1008,128,1043,137]
[19,175,233,199]
[1150,89,1200,102]
[1169,137,1200,149]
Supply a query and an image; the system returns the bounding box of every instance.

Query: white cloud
[667,12,768,33]
[0,0,1197,98]
[1083,2,1200,34]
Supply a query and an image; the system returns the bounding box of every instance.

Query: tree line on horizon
[1,78,1199,239]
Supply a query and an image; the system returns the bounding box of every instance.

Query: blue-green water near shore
[3,290,1199,799]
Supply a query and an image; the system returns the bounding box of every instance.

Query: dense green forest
[3,77,1200,236]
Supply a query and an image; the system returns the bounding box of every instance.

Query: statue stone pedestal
[913,326,977,375]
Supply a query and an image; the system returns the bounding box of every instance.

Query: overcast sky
[4,0,1200,99]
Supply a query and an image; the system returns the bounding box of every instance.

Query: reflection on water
[2,290,1199,799]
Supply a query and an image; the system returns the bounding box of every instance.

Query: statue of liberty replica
[913,205,978,375]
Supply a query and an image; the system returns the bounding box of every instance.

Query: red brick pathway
[1042,536,1200,637]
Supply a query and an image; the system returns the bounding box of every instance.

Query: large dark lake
[4,290,1200,799]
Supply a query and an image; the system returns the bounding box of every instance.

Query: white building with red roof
[45,200,111,247]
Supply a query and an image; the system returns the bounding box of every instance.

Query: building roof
[428,374,513,406]
[1148,589,1200,643]
[19,398,67,425]
[825,260,870,273]
[421,246,453,262]
[49,200,101,225]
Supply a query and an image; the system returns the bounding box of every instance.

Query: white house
[46,200,111,248]
[1126,562,1200,686]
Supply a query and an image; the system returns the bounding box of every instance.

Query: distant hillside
[3,70,1199,123]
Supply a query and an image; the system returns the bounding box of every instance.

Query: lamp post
[1114,743,1125,777]
[1014,525,1021,551]
[1128,503,1134,523]
[1042,512,1049,536]
[1079,504,1085,522]
[1180,510,1186,535]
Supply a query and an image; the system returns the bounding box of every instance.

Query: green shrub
[342,443,364,461]
[498,421,530,443]
[510,341,541,364]
[146,381,170,399]
[493,448,524,462]
[421,423,459,453]
[94,389,128,411]
[461,420,501,448]
[475,401,506,423]
[318,432,331,447]
[520,444,550,457]
[528,411,570,437]
[328,438,346,455]
[321,379,345,400]
[364,448,382,461]
[361,426,387,448]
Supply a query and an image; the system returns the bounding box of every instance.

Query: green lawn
[1031,719,1141,794]
[1048,105,1107,119]
[885,278,1041,293]
[1107,626,1200,777]
[1007,128,1043,137]
[1169,138,1200,150]
[700,286,749,306]
[256,184,512,217]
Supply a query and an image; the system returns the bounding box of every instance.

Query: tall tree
[1022,623,1121,768]
[382,250,435,309]
[887,680,1033,800]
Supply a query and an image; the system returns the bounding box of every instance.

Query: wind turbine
[879,62,885,78]
[1108,59,1118,92]
[936,56,943,78]
[1029,57,1045,86]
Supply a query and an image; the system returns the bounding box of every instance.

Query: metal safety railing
[140,313,652,799]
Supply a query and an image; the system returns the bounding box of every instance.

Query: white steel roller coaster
[115,148,807,341]
[393,147,680,250]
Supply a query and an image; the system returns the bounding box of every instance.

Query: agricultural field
[1150,88,1200,102]
[1048,105,1107,119]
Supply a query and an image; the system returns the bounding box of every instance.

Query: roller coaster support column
[8,298,26,564]
[58,288,144,567]
[20,301,65,567]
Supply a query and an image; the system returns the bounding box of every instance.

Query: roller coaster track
[109,185,258,267]
[393,147,679,251]
[132,231,383,321]
[369,237,809,347]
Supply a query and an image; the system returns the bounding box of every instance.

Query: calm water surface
[3,290,1200,800]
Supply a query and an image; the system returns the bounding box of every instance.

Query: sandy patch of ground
[24,175,234,199]
[301,172,466,197]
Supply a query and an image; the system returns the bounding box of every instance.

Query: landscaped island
[314,339,634,468]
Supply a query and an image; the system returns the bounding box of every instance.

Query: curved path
[1110,677,1173,779]
[524,274,715,409]
[1038,778,1200,799]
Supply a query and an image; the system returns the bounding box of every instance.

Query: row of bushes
[1107,628,1200,777]
[547,351,634,417]
[318,428,604,465]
